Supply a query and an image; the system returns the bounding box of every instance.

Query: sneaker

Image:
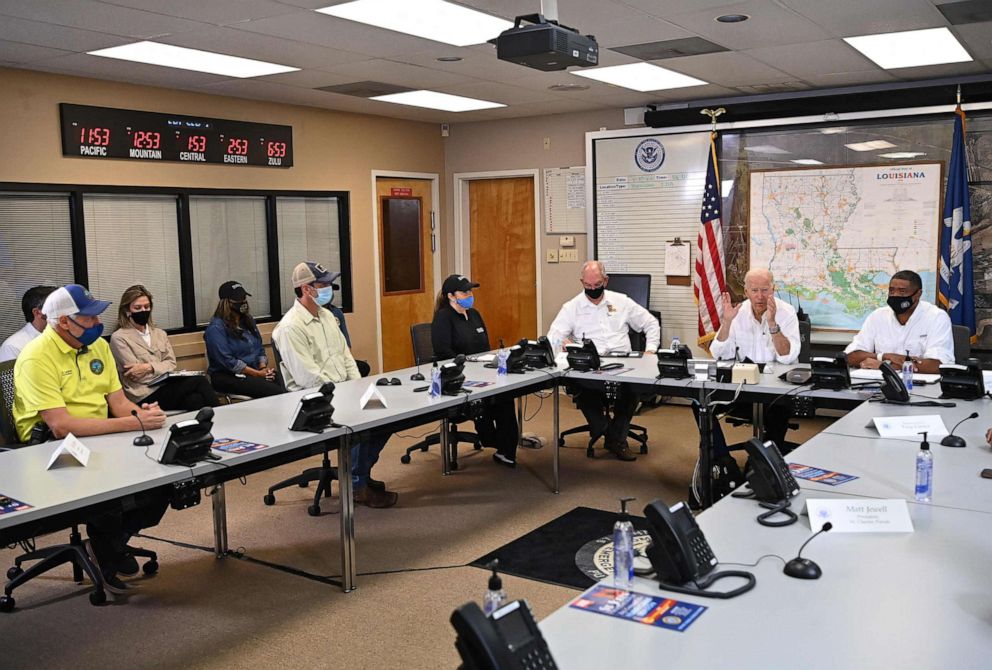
[118,553,139,577]
[84,540,128,595]
[606,441,637,462]
[366,477,386,492]
[354,486,398,508]
[492,453,516,468]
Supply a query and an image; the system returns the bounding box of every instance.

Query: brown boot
[354,486,398,508]
[606,441,637,462]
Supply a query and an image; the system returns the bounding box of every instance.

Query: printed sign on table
[570,585,706,632]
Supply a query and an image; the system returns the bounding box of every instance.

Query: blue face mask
[315,286,334,306]
[456,295,474,310]
[67,316,104,346]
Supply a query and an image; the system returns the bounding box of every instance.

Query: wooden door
[468,177,537,346]
[377,177,434,371]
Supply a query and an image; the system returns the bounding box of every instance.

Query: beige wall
[442,108,627,333]
[0,67,446,369]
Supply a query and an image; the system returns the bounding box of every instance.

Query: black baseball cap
[442,274,480,296]
[219,281,251,301]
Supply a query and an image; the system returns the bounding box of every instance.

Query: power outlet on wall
[559,248,578,262]
[546,249,559,263]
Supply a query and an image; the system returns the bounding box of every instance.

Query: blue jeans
[350,432,390,491]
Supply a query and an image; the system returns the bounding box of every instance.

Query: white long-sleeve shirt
[844,301,954,364]
[272,300,359,391]
[547,290,660,354]
[0,322,43,363]
[709,297,800,364]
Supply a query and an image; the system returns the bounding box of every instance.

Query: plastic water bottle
[429,363,441,398]
[900,350,914,392]
[496,338,508,376]
[483,560,507,615]
[613,497,635,591]
[670,335,681,351]
[915,432,932,503]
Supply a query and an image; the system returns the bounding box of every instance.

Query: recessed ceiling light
[87,41,298,78]
[743,145,791,155]
[316,0,512,47]
[791,159,824,165]
[845,140,896,151]
[879,151,927,158]
[437,56,463,62]
[370,90,505,112]
[548,83,590,92]
[820,127,848,134]
[571,62,706,92]
[843,27,971,69]
[715,14,749,23]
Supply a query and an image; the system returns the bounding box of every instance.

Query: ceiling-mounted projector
[496,14,598,71]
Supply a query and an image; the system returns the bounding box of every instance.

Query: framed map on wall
[748,162,942,332]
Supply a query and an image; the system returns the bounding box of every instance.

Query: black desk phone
[643,500,755,599]
[451,599,557,670]
[739,437,801,526]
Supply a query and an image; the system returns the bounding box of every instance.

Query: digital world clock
[60,103,294,168]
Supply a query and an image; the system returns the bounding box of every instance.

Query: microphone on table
[411,357,425,381]
[783,522,832,580]
[940,411,979,448]
[131,409,154,447]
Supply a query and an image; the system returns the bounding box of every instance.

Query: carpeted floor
[0,393,833,669]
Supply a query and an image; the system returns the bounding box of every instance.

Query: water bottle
[670,335,681,351]
[901,351,914,392]
[483,560,507,615]
[613,497,636,591]
[429,362,441,398]
[496,338,508,376]
[914,431,932,503]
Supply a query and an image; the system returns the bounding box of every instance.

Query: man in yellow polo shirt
[13,284,169,595]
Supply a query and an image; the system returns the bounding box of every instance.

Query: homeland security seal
[574,529,653,581]
[634,138,664,172]
[90,359,105,375]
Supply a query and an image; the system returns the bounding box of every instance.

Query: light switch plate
[560,235,575,247]
[546,249,559,263]
[559,249,578,262]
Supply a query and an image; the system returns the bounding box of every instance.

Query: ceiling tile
[884,60,987,79]
[663,0,832,49]
[744,40,879,79]
[255,68,356,88]
[0,0,209,38]
[0,16,128,52]
[591,0,745,16]
[948,21,992,60]
[96,0,297,25]
[780,0,946,37]
[438,81,555,105]
[0,40,75,64]
[659,51,796,87]
[595,16,696,48]
[800,69,897,88]
[29,52,229,88]
[320,59,482,89]
[474,98,611,119]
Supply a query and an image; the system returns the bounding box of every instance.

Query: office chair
[262,341,340,517]
[952,324,971,363]
[400,323,481,470]
[0,360,157,612]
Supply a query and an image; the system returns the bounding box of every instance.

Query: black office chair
[400,323,481,470]
[0,360,156,611]
[262,341,341,517]
[952,324,971,363]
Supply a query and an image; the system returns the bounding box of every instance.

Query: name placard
[872,414,947,438]
[46,433,91,469]
[359,384,388,410]
[806,498,914,533]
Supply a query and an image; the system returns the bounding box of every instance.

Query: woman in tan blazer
[109,285,218,411]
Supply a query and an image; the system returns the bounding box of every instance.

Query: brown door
[377,177,435,372]
[468,177,537,346]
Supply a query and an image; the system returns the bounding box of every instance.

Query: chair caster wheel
[263,493,275,506]
[0,595,14,612]
[451,462,459,471]
[89,590,107,606]
[558,439,565,448]
[419,445,429,453]
[298,481,309,488]
[142,560,159,576]
[586,448,594,458]
[7,566,23,580]
[640,445,648,455]
[400,454,411,464]
[307,505,321,517]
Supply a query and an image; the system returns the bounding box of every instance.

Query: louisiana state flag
[937,106,975,339]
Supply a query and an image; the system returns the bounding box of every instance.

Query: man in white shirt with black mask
[548,261,660,461]
[845,270,953,374]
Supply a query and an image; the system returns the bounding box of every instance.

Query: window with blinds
[276,197,342,311]
[0,194,75,343]
[83,194,183,334]
[189,196,269,324]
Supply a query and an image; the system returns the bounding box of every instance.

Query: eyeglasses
[375,377,401,386]
[581,282,606,290]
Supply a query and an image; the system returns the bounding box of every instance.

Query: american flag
[693,133,727,348]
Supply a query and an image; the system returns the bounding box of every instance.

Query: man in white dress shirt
[845,270,953,374]
[548,261,660,461]
[706,268,800,455]
[0,286,56,363]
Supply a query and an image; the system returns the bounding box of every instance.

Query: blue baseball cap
[42,284,112,320]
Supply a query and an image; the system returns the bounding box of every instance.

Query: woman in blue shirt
[204,281,284,398]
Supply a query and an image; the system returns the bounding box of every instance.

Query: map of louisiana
[749,163,941,330]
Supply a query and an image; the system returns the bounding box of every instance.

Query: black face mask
[887,294,915,316]
[233,302,249,315]
[584,286,605,300]
[130,310,151,326]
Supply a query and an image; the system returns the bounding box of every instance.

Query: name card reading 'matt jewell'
[805,498,914,533]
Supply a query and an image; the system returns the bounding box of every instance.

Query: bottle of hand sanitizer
[613,497,636,591]
[483,559,507,615]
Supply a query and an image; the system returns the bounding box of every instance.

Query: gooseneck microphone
[940,411,980,448]
[783,522,832,580]
[131,409,153,447]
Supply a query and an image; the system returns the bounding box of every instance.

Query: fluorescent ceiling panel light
[743,145,791,155]
[845,140,896,151]
[571,62,707,92]
[879,151,927,158]
[791,159,823,165]
[820,127,848,135]
[843,27,971,69]
[371,90,505,112]
[316,0,512,47]
[87,41,298,78]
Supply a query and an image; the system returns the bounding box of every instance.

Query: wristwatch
[877,352,884,361]
[768,325,781,335]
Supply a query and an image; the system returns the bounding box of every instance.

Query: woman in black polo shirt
[431,274,520,467]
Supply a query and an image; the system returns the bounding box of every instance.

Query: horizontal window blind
[276,197,341,311]
[189,196,269,325]
[83,194,182,334]
[0,194,75,343]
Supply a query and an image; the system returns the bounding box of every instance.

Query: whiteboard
[543,166,586,233]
